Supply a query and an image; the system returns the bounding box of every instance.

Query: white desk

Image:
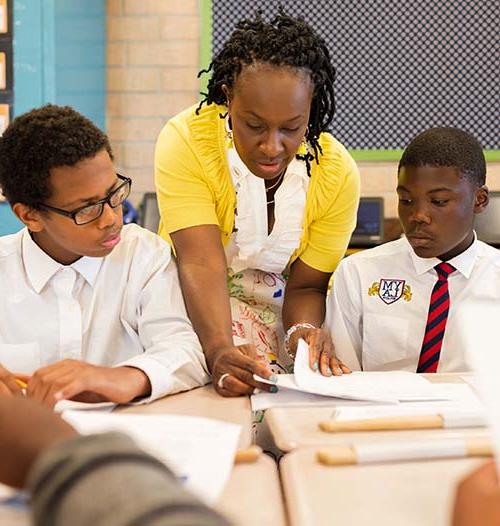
[281,448,483,526]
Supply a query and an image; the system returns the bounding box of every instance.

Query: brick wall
[106,0,200,206]
[106,0,500,217]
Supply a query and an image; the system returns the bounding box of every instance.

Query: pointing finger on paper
[211,344,276,397]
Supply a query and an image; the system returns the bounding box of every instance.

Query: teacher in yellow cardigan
[155,11,360,397]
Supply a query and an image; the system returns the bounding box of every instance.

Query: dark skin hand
[172,225,349,397]
[283,258,351,376]
[171,224,276,397]
[0,396,77,488]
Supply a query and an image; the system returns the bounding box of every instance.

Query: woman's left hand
[289,327,351,377]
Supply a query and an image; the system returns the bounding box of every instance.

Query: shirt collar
[22,229,103,293]
[71,256,103,288]
[407,232,479,279]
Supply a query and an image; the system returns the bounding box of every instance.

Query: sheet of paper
[251,388,387,411]
[251,378,481,413]
[460,374,479,391]
[62,411,241,504]
[54,399,116,413]
[460,301,500,474]
[264,340,455,403]
[334,385,485,425]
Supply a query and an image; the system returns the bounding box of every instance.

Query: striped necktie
[417,262,456,373]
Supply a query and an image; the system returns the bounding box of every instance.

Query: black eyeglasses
[37,174,132,225]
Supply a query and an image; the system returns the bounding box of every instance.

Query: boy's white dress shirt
[325,236,500,372]
[0,224,209,402]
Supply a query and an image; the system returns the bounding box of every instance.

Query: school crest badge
[368,279,413,304]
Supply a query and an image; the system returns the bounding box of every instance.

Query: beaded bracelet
[284,322,316,359]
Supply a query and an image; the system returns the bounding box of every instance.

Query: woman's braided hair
[197,10,336,169]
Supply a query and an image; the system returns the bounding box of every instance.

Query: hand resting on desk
[0,359,151,408]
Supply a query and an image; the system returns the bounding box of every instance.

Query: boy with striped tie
[325,127,500,372]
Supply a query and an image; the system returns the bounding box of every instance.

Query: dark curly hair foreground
[197,10,336,169]
[399,127,486,187]
[0,104,113,207]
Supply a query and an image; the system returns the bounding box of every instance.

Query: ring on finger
[217,373,231,389]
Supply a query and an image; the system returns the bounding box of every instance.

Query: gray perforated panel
[211,1,498,150]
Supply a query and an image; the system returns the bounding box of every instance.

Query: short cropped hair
[398,127,486,186]
[0,104,113,207]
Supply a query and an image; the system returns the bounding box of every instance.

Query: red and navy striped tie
[417,262,456,373]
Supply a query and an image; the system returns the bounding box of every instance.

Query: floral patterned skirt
[228,267,292,374]
[227,267,291,454]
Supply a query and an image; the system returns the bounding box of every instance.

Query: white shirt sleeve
[325,259,364,371]
[117,241,210,403]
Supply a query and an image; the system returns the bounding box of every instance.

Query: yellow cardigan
[155,103,360,273]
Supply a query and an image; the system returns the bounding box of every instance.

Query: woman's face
[223,62,313,180]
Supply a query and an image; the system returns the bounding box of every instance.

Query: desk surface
[218,455,286,526]
[266,374,484,452]
[281,448,483,526]
[117,384,253,449]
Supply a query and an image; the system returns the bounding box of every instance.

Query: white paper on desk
[251,388,385,411]
[54,400,116,413]
[460,301,500,475]
[266,339,455,403]
[62,412,241,504]
[334,384,486,424]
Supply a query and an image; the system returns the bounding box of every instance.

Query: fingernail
[313,361,319,371]
[269,374,278,384]
[327,367,332,376]
[270,385,279,393]
[336,368,343,376]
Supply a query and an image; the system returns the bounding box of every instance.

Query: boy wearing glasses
[0,105,209,406]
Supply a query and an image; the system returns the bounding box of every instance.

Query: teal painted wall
[13,0,105,129]
[0,202,23,235]
[2,0,105,235]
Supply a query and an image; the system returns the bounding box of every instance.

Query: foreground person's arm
[0,397,230,526]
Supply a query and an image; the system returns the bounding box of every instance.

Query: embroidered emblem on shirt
[368,279,412,305]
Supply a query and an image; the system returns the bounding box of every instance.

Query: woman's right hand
[210,344,278,397]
